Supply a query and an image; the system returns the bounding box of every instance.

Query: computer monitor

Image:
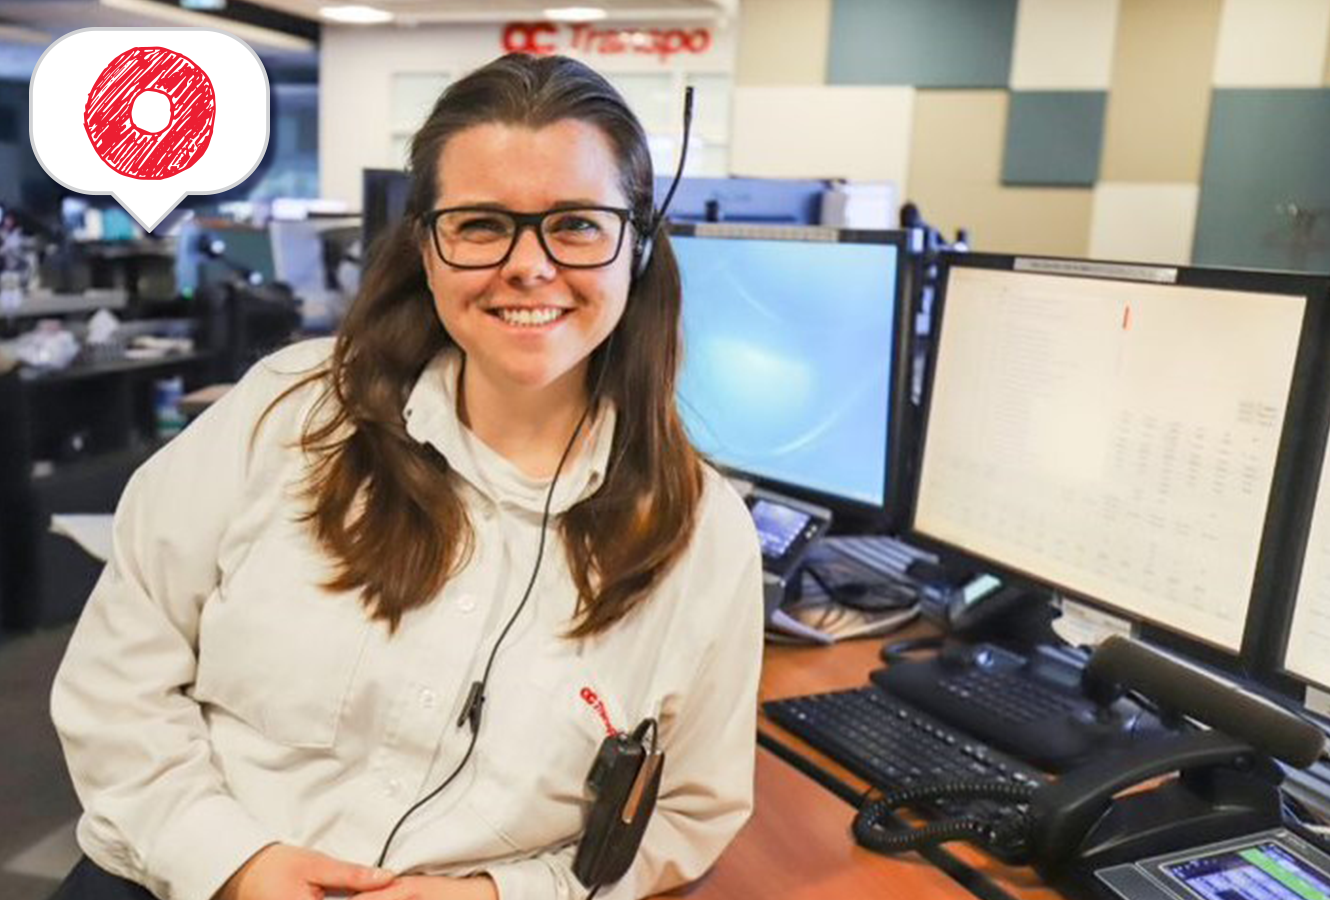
[657,176,827,225]
[1281,477,1330,689]
[911,254,1327,657]
[669,223,911,525]
[1269,333,1330,691]
[362,168,411,262]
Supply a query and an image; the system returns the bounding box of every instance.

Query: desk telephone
[875,641,1164,772]
[854,637,1329,900]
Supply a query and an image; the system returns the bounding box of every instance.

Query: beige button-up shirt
[52,338,765,900]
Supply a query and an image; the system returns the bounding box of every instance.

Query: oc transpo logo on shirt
[30,28,269,232]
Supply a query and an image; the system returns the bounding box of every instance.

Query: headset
[373,88,697,894]
[634,86,694,282]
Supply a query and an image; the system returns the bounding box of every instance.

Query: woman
[51,53,763,900]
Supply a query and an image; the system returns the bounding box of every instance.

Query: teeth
[497,307,565,327]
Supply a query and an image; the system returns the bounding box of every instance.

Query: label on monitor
[1052,597,1134,648]
[1014,257,1179,283]
[1304,686,1330,719]
[692,223,838,242]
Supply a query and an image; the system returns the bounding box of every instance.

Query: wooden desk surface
[668,632,1064,900]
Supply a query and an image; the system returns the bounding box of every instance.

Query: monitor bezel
[667,222,915,531]
[906,251,1329,667]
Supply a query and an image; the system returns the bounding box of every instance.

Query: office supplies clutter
[14,320,79,370]
[764,534,926,644]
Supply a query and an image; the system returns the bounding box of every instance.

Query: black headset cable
[374,356,611,869]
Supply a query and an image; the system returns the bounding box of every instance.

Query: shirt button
[456,594,477,613]
[479,502,496,522]
[419,688,437,709]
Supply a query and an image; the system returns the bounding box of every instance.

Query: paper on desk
[1052,597,1133,648]
[50,514,114,563]
[765,599,917,644]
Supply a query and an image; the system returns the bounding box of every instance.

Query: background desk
[668,635,1063,900]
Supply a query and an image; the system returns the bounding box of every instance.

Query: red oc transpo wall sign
[502,22,713,62]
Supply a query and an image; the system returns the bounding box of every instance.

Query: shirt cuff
[144,794,277,900]
[484,856,586,900]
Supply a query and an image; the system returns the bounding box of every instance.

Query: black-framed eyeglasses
[421,206,636,269]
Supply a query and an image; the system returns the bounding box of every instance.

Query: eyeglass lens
[433,208,625,267]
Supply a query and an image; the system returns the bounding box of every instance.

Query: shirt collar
[402,347,616,516]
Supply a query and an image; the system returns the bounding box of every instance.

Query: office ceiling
[244,0,733,24]
[0,0,733,79]
[0,0,317,77]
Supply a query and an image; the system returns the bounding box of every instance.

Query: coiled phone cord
[853,780,1037,861]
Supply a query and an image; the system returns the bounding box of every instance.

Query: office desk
[669,636,1063,900]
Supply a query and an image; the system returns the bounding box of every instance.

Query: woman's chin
[493,356,585,395]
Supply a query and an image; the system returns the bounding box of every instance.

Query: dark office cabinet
[0,354,213,631]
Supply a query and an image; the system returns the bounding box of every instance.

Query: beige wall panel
[906,90,1092,257]
[1010,0,1120,90]
[1214,0,1330,87]
[730,86,913,185]
[907,90,1007,191]
[952,189,1094,257]
[1089,182,1201,265]
[736,0,832,85]
[1100,0,1223,184]
[1325,18,1330,84]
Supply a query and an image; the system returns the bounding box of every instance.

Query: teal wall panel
[1193,90,1330,272]
[828,0,1018,88]
[1002,91,1107,187]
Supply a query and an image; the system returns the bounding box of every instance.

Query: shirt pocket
[466,648,636,851]
[194,517,372,750]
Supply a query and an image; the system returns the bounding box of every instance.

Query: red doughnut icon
[83,46,216,181]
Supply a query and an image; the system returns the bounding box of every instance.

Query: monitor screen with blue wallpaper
[670,225,908,514]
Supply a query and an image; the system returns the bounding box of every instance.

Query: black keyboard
[874,643,1165,772]
[763,686,1046,818]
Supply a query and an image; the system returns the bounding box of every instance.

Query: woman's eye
[550,215,602,235]
[456,216,510,236]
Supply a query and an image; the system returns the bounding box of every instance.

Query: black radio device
[574,717,665,890]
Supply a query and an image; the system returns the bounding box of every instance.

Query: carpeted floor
[0,624,83,900]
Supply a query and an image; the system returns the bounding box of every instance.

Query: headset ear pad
[633,232,654,282]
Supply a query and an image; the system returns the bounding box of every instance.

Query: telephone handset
[854,729,1285,884]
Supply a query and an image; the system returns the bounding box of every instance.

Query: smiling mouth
[487,307,571,327]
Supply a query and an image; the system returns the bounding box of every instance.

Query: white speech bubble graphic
[30,28,269,232]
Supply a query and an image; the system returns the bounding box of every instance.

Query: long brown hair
[262,53,704,636]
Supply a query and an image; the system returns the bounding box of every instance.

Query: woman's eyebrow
[549,198,610,209]
[440,198,613,211]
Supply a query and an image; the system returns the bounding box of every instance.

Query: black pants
[49,857,158,900]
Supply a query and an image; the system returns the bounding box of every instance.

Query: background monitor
[657,176,827,225]
[669,223,911,525]
[362,168,411,263]
[911,254,1322,656]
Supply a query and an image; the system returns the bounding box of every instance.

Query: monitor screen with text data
[912,255,1317,653]
[1284,472,1330,687]
[1279,381,1330,688]
[669,223,911,520]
